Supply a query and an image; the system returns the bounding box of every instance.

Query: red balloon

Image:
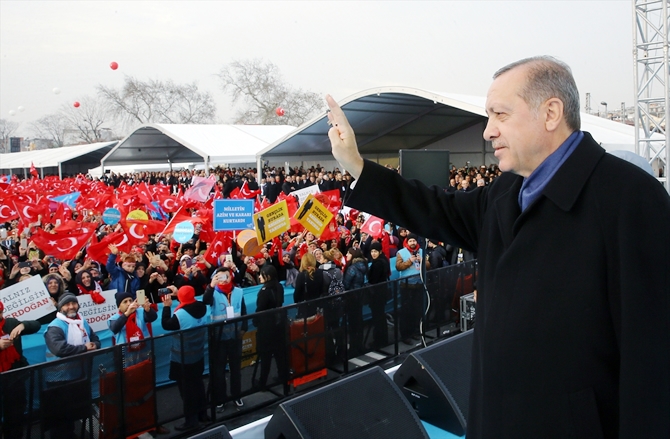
[275,107,285,117]
[73,102,80,108]
[110,61,118,70]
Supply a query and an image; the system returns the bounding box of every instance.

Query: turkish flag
[360,215,385,239]
[13,199,48,223]
[204,231,233,265]
[320,218,340,242]
[228,186,242,199]
[30,229,94,261]
[156,194,182,213]
[160,211,207,236]
[0,200,19,222]
[136,182,159,212]
[121,219,166,246]
[239,181,261,199]
[86,230,133,263]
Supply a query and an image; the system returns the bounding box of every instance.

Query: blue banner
[214,199,254,231]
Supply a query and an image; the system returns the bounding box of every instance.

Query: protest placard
[0,275,56,320]
[76,290,119,332]
[289,185,320,206]
[293,194,334,238]
[214,199,255,231]
[253,200,290,244]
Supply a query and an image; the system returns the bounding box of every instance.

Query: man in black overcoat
[325,56,670,438]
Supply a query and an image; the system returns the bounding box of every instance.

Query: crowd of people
[0,162,484,436]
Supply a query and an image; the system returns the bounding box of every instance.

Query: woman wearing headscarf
[74,270,105,304]
[39,273,69,324]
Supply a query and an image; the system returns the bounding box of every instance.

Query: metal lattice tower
[633,0,669,191]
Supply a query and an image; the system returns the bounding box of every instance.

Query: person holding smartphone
[108,291,160,350]
[202,267,247,410]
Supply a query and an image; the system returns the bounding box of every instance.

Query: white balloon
[8,110,16,116]
[53,87,61,95]
[18,106,25,112]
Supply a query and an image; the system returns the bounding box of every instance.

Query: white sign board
[76,290,119,332]
[0,275,57,320]
[289,185,320,206]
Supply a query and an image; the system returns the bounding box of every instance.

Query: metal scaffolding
[633,0,669,191]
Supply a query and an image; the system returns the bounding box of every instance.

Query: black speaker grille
[280,367,427,439]
[416,331,472,422]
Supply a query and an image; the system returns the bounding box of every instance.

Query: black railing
[0,261,477,438]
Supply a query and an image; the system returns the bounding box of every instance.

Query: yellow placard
[126,209,149,221]
[253,199,290,244]
[241,329,257,368]
[293,194,334,238]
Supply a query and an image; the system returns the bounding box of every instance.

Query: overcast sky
[1,0,634,138]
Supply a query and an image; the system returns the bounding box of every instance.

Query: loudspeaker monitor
[399,149,450,188]
[265,366,429,439]
[393,329,473,436]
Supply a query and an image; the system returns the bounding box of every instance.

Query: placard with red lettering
[76,290,119,332]
[0,275,56,320]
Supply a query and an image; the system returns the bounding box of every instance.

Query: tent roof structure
[258,86,661,159]
[259,88,487,159]
[101,124,296,167]
[0,141,117,170]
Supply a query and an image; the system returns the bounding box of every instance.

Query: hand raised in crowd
[142,300,152,313]
[124,299,139,317]
[59,264,72,280]
[108,244,119,255]
[326,94,364,179]
[161,293,173,308]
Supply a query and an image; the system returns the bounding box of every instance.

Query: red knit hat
[174,286,196,311]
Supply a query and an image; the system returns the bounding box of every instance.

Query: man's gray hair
[494,56,581,131]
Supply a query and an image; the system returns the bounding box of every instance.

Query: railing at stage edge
[0,261,477,439]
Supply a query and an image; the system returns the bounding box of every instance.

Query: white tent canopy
[101,124,296,170]
[258,87,664,170]
[0,141,118,177]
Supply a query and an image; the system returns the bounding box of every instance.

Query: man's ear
[544,98,564,132]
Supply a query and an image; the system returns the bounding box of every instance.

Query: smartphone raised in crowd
[136,289,146,305]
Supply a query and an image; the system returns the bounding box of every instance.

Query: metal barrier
[0,261,477,438]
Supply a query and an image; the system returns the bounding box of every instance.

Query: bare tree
[30,113,69,148]
[217,59,323,126]
[0,119,20,153]
[97,76,217,130]
[60,96,110,144]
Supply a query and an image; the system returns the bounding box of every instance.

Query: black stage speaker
[399,149,450,188]
[393,329,473,436]
[265,366,429,439]
[190,425,232,439]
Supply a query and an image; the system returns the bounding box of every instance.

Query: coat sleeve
[45,326,87,357]
[347,159,487,251]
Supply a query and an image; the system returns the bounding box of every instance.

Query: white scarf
[56,312,90,346]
